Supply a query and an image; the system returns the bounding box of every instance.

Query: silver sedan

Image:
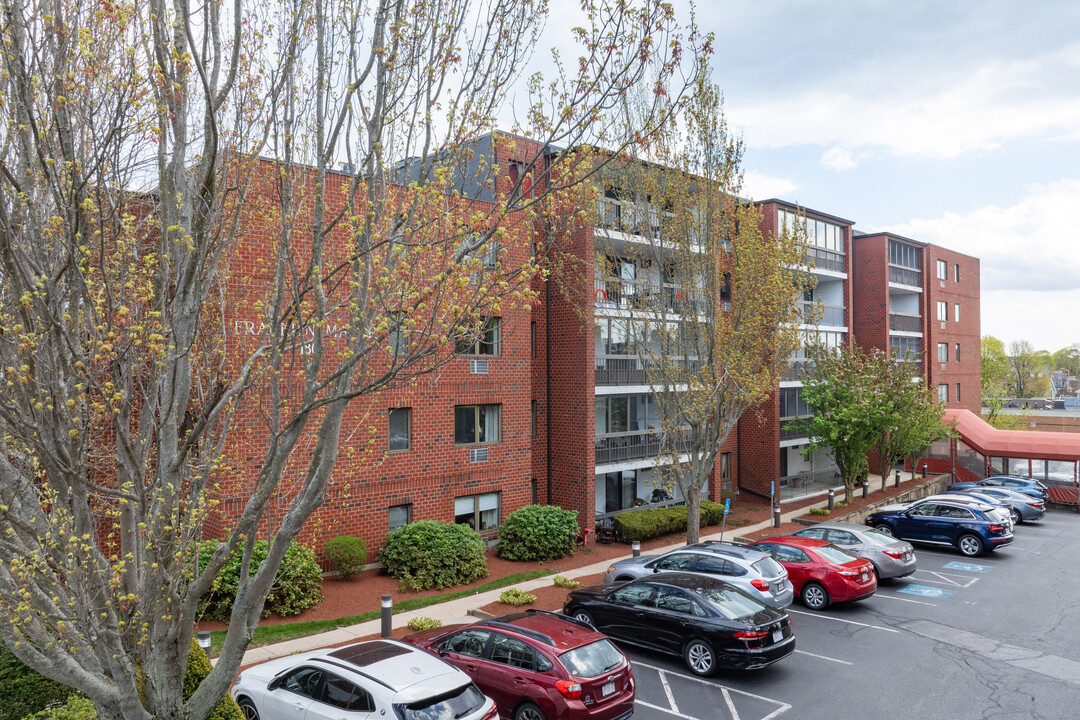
[791,522,916,580]
[954,487,1046,524]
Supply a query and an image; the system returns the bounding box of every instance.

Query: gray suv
[603,541,794,608]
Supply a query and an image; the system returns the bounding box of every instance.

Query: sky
[540,0,1080,352]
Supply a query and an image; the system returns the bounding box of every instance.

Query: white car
[231,639,498,720]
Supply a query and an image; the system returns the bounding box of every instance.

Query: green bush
[499,588,537,606]
[25,696,96,720]
[185,638,245,720]
[552,575,580,588]
[406,617,443,632]
[0,641,78,720]
[496,505,580,562]
[377,521,488,592]
[197,539,323,621]
[611,500,727,543]
[324,536,368,580]
[809,507,830,516]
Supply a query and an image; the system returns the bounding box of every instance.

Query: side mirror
[652,567,660,574]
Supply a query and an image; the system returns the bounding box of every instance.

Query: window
[954,304,960,322]
[508,160,533,199]
[531,400,537,437]
[652,587,705,616]
[489,634,540,670]
[387,311,407,356]
[937,505,974,519]
[720,453,731,490]
[652,553,696,571]
[909,502,937,517]
[455,317,500,356]
[611,584,654,605]
[938,384,948,402]
[779,387,812,419]
[604,470,637,512]
[937,259,947,280]
[937,343,948,363]
[388,408,411,451]
[890,336,922,359]
[827,530,859,546]
[774,545,810,563]
[388,504,411,531]
[530,321,536,357]
[455,492,499,531]
[281,667,324,698]
[954,264,960,282]
[795,527,827,540]
[444,629,491,658]
[321,675,375,712]
[937,301,947,322]
[454,404,500,444]
[956,383,961,402]
[955,344,961,362]
[888,239,922,269]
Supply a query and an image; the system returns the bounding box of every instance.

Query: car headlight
[606,566,616,573]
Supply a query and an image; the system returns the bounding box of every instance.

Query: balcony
[779,419,811,441]
[595,356,703,386]
[595,428,692,465]
[596,197,662,239]
[802,246,846,273]
[783,359,814,381]
[595,277,705,315]
[888,266,922,287]
[889,313,922,333]
[798,301,845,327]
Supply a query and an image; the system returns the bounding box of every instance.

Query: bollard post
[632,541,641,558]
[827,489,835,511]
[381,594,392,639]
[922,463,927,479]
[773,506,781,529]
[862,481,869,499]
[895,470,901,488]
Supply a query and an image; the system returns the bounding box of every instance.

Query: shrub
[0,641,78,720]
[496,505,580,562]
[185,638,245,720]
[809,507,831,516]
[552,575,580,588]
[611,500,727,543]
[406,617,443,632]
[377,521,488,592]
[324,536,368,580]
[25,697,96,720]
[197,539,323,621]
[499,588,537,606]
[835,501,849,509]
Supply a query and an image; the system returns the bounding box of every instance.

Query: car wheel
[683,639,717,677]
[1010,508,1022,525]
[801,582,830,610]
[514,702,547,720]
[572,610,595,629]
[957,534,984,557]
[237,698,259,720]
[874,524,894,537]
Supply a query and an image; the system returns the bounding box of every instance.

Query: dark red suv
[403,610,634,720]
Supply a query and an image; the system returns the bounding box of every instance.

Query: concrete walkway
[234,472,925,667]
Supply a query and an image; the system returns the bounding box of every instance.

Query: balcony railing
[595,428,692,465]
[595,277,705,315]
[798,301,845,326]
[595,356,704,386]
[888,266,922,286]
[779,418,812,441]
[597,198,663,239]
[803,246,846,273]
[889,313,922,332]
[783,359,814,381]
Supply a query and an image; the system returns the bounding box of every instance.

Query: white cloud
[821,147,857,171]
[740,170,798,200]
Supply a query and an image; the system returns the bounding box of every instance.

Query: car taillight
[882,549,904,559]
[750,579,770,591]
[1028,502,1043,508]
[481,703,499,720]
[554,680,582,699]
[734,630,768,640]
[839,569,858,577]
[987,524,1004,532]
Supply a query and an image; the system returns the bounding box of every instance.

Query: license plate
[772,630,783,643]
[775,579,784,591]
[602,682,616,697]
[860,572,868,581]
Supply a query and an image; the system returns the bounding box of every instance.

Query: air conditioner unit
[470,447,489,463]
[470,359,489,374]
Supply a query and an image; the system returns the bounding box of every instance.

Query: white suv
[231,639,498,720]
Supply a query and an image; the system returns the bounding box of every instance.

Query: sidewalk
[233,470,927,667]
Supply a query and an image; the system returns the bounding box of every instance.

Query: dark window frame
[388,407,411,452]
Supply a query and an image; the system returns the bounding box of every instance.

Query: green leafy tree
[871,356,950,486]
[1009,339,1044,397]
[1052,344,1080,377]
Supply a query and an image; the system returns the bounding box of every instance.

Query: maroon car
[404,610,634,720]
[748,535,877,610]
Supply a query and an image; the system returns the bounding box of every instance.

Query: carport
[923,409,1080,505]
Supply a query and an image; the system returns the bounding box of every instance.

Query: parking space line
[873,593,937,606]
[794,649,853,665]
[908,570,980,587]
[722,688,741,720]
[633,661,792,718]
[637,699,696,720]
[659,666,680,714]
[787,608,899,632]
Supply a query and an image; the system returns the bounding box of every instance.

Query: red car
[403,610,634,720]
[748,535,877,610]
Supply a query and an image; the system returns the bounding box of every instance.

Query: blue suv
[947,475,1049,500]
[865,498,1013,557]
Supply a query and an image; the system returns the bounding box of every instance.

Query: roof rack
[480,620,556,646]
[525,608,595,631]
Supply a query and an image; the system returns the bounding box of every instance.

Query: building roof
[944,409,1080,461]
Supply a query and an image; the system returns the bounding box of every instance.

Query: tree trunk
[684,484,702,545]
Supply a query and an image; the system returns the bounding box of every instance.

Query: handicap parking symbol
[942,561,992,573]
[897,584,955,599]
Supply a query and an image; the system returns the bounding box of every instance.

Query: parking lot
[623,508,1080,720]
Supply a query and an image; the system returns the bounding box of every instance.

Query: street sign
[724,498,730,515]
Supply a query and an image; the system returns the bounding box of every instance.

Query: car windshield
[397,684,486,720]
[558,639,624,678]
[751,557,785,578]
[814,544,859,565]
[698,585,768,620]
[861,529,900,547]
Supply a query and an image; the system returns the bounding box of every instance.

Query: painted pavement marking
[794,649,853,665]
[909,569,980,587]
[941,561,993,573]
[896,583,955,599]
[787,608,899,632]
[633,661,792,720]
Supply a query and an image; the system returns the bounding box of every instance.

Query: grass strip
[210,569,557,654]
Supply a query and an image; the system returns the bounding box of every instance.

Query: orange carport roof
[944,409,1080,461]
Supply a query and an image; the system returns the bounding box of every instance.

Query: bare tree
[0,1,706,719]
[1008,339,1043,397]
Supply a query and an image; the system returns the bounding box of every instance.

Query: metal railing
[595,497,687,526]
[888,266,922,286]
[594,356,703,386]
[889,313,922,332]
[783,360,814,381]
[596,198,663,239]
[780,468,841,489]
[595,428,692,465]
[594,277,705,315]
[803,246,846,273]
[779,420,812,441]
[798,301,845,326]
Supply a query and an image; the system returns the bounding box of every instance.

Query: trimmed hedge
[25,697,96,720]
[612,499,726,542]
[496,505,580,562]
[377,521,488,591]
[185,638,245,720]
[197,539,323,621]
[324,536,368,580]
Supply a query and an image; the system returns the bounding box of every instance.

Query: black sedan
[562,572,794,676]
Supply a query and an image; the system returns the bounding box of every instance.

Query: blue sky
[700,0,1080,352]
